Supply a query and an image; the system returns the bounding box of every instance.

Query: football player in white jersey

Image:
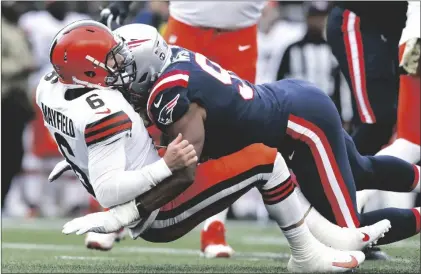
[47,20,405,273]
[37,20,201,239]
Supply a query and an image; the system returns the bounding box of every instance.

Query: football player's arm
[132,103,205,215]
[87,113,196,209]
[166,103,205,180]
[89,137,172,208]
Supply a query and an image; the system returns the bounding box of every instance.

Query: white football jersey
[35,72,160,197]
[169,1,266,29]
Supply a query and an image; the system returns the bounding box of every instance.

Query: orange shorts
[397,43,421,145]
[163,16,258,83]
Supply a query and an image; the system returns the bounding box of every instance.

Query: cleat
[364,246,390,261]
[327,219,391,251]
[355,220,391,251]
[85,228,127,251]
[200,221,234,258]
[114,228,127,242]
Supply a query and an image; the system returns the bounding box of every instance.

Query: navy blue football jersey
[147,47,291,159]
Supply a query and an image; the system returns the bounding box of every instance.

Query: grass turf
[1,218,420,273]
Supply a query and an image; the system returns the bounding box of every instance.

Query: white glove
[48,160,72,182]
[62,200,140,235]
[62,211,122,235]
[400,37,421,76]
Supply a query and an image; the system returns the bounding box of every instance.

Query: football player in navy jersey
[53,22,420,270]
[117,24,420,247]
[113,24,419,244]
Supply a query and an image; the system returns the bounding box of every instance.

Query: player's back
[36,72,159,196]
[148,47,292,159]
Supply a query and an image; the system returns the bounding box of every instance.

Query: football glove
[400,37,421,77]
[62,211,122,235]
[62,200,140,235]
[99,1,132,30]
[48,160,71,182]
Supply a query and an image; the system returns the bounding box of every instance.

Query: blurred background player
[356,0,421,231]
[273,2,353,130]
[373,1,420,210]
[12,1,91,218]
[1,1,36,211]
[256,1,306,85]
[326,1,408,156]
[326,1,420,259]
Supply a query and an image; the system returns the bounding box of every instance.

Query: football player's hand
[48,160,72,182]
[400,37,421,77]
[163,133,198,172]
[62,211,122,235]
[62,200,140,235]
[99,1,131,29]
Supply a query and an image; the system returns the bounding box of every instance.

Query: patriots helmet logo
[157,94,180,125]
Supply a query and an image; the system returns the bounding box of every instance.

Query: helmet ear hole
[84,71,96,78]
[138,72,148,83]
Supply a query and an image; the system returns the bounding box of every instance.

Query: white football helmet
[113,24,172,109]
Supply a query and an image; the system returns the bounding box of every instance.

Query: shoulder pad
[83,90,133,147]
[147,70,190,131]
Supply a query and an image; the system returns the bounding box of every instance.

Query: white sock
[261,154,302,227]
[264,186,319,260]
[376,138,420,164]
[296,187,362,249]
[356,190,378,213]
[203,208,229,231]
[265,188,304,228]
[283,223,318,260]
[260,154,324,259]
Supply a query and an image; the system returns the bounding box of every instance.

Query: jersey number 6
[54,133,95,197]
[86,94,105,109]
[194,53,254,100]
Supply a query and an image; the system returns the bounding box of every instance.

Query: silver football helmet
[113,24,172,110]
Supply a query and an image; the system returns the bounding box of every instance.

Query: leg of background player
[345,131,420,195]
[373,46,421,210]
[327,7,399,156]
[344,130,421,244]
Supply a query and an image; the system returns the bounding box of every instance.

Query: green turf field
[1,218,420,273]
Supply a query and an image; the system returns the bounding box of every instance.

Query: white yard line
[55,255,114,261]
[2,242,290,260]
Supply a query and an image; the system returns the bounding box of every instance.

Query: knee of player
[241,144,278,165]
[262,153,291,190]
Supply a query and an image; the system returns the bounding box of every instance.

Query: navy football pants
[279,80,420,244]
[326,6,401,156]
